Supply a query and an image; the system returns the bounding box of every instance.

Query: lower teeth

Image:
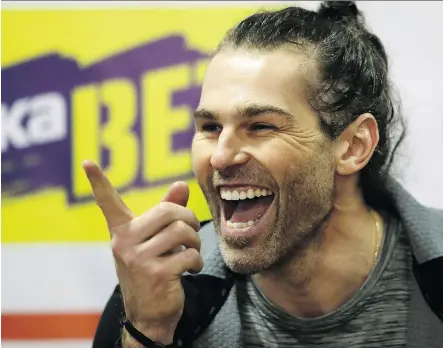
[226,220,257,229]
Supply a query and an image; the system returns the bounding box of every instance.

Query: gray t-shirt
[238,215,412,347]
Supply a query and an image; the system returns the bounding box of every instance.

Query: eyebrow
[193,103,295,122]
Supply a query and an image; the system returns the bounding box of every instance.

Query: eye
[201,122,222,133]
[249,123,277,131]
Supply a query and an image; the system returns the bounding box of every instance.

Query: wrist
[123,320,175,346]
[122,328,146,348]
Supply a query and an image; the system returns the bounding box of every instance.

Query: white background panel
[2,244,117,312]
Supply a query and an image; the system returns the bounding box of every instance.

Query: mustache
[210,165,272,187]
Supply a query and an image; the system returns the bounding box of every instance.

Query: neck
[252,177,383,318]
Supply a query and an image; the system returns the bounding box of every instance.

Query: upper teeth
[220,188,273,200]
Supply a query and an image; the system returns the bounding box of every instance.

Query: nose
[210,129,250,171]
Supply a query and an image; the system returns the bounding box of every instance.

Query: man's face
[192,48,336,274]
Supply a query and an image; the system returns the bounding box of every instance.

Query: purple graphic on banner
[2,55,80,198]
[1,35,208,203]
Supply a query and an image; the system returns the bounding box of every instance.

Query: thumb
[161,181,190,207]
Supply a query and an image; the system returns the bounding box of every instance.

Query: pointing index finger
[83,160,134,228]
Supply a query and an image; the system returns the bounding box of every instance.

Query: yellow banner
[1,6,273,243]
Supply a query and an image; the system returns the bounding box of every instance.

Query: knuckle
[157,201,174,215]
[110,236,124,256]
[185,247,201,261]
[172,220,188,234]
[188,230,201,249]
[111,236,138,267]
[188,213,201,231]
[188,208,198,219]
[183,207,196,219]
[186,224,201,246]
[190,211,199,222]
[126,217,144,237]
[171,221,200,249]
[147,262,165,279]
[187,249,204,272]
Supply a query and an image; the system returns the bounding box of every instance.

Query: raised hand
[83,160,203,345]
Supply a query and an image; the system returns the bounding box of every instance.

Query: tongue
[230,196,273,223]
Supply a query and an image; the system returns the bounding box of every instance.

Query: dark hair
[218,1,406,212]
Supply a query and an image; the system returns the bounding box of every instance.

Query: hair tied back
[317,1,362,25]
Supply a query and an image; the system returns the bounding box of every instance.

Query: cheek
[191,140,213,179]
[252,142,298,181]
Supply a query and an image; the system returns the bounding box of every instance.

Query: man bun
[317,1,363,26]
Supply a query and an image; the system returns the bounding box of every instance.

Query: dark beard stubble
[201,142,336,276]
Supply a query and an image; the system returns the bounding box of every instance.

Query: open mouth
[220,187,275,230]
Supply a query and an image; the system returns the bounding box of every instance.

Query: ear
[334,113,379,176]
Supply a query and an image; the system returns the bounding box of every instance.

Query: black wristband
[122,319,175,348]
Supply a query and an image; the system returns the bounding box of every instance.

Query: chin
[218,238,283,275]
[216,219,322,276]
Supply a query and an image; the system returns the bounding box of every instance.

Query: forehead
[198,48,313,118]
